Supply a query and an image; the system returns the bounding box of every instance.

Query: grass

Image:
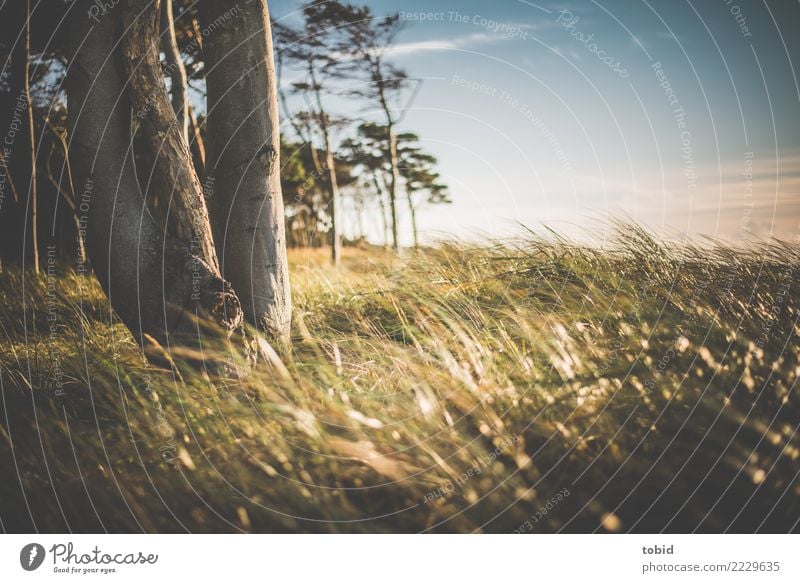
[0,227,798,533]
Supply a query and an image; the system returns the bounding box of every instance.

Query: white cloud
[385,32,509,57]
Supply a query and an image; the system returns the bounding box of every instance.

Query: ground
[0,229,798,532]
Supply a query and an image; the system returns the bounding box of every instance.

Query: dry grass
[0,228,798,532]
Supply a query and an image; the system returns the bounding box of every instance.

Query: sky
[269,0,800,246]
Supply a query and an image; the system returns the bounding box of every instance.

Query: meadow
[1,227,798,533]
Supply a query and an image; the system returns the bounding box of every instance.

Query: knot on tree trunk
[186,255,244,333]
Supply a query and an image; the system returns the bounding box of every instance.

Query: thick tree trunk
[121,0,218,271]
[200,0,292,344]
[159,0,190,144]
[6,0,39,272]
[67,0,242,347]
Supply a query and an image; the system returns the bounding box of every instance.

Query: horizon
[269,0,800,247]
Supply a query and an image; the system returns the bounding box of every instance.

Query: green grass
[1,227,798,532]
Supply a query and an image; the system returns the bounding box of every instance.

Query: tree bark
[187,101,206,180]
[23,0,38,273]
[159,0,189,144]
[371,170,389,248]
[121,0,218,271]
[200,0,292,345]
[407,195,419,249]
[67,0,242,347]
[376,74,400,253]
[310,67,340,266]
[7,0,39,272]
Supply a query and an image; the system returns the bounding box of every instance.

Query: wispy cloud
[386,32,509,57]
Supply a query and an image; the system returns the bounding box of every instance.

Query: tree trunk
[324,139,341,264]
[309,67,340,266]
[376,78,400,253]
[7,0,39,272]
[371,170,389,248]
[385,128,401,253]
[67,0,242,347]
[23,0,38,273]
[186,15,208,180]
[121,0,218,272]
[44,119,87,265]
[200,0,292,345]
[159,0,189,144]
[407,195,419,249]
[187,101,206,180]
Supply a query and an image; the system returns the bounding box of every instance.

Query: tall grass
[1,228,798,532]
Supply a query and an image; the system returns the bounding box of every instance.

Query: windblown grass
[1,227,798,532]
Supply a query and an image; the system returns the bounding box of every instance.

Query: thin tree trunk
[309,67,340,265]
[183,16,207,180]
[44,119,86,265]
[67,0,242,347]
[15,0,39,272]
[376,77,400,253]
[325,136,341,264]
[121,0,218,271]
[200,0,292,345]
[187,101,206,179]
[160,0,189,143]
[371,170,389,248]
[385,128,400,253]
[407,195,419,249]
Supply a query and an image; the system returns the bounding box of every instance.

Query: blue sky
[269,0,800,245]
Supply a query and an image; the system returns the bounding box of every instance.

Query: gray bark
[67,0,242,347]
[310,67,340,266]
[407,195,419,249]
[200,0,292,344]
[376,77,400,253]
[121,0,218,272]
[23,0,38,273]
[371,170,389,248]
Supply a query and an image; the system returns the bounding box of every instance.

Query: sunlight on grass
[0,227,798,532]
